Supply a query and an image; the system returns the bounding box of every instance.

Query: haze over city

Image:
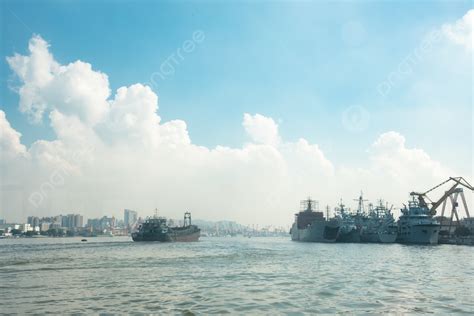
[1,2,472,226]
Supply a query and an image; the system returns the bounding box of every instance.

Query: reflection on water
[0,237,473,314]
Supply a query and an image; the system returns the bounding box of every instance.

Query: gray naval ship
[290,198,340,242]
[397,195,440,245]
[335,199,361,243]
[360,200,398,243]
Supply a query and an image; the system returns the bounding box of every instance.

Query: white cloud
[442,9,473,51]
[7,35,110,124]
[106,84,160,147]
[369,131,452,190]
[1,35,465,225]
[243,113,280,145]
[0,110,28,161]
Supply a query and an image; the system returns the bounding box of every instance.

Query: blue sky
[1,0,472,171]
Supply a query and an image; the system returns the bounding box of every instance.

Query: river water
[0,236,472,314]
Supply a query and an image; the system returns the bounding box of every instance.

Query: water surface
[0,237,473,314]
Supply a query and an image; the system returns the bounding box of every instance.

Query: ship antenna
[353,191,368,215]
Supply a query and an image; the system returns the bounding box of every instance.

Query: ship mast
[354,191,368,216]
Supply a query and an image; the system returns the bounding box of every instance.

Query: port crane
[409,177,473,236]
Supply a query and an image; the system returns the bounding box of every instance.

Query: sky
[0,0,472,225]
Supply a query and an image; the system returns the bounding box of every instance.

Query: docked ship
[290,198,340,242]
[360,200,397,243]
[335,199,361,243]
[132,211,200,242]
[397,195,440,245]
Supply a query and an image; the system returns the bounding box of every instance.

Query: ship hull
[397,224,439,245]
[360,231,379,243]
[378,232,397,243]
[337,228,361,243]
[132,226,200,242]
[169,230,200,242]
[361,227,397,243]
[291,220,340,243]
[132,232,170,242]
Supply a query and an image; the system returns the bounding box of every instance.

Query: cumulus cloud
[106,84,160,147]
[369,131,452,189]
[7,35,110,124]
[243,113,280,145]
[0,35,463,225]
[0,110,28,160]
[442,9,473,51]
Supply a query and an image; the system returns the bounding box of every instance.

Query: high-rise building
[74,214,84,228]
[60,214,84,228]
[124,209,138,228]
[27,216,40,227]
[61,215,69,227]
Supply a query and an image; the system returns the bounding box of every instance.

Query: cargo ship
[290,198,340,242]
[132,211,200,242]
[397,195,440,245]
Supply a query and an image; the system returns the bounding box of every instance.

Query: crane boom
[410,177,474,215]
[429,178,462,212]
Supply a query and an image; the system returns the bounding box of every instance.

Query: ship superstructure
[290,198,340,242]
[397,196,440,244]
[335,199,361,243]
[361,200,397,243]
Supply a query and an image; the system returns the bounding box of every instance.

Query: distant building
[21,223,33,232]
[87,216,116,230]
[0,219,5,225]
[41,222,51,231]
[27,216,40,227]
[61,215,69,227]
[124,209,138,228]
[53,215,62,226]
[74,214,84,228]
[61,214,84,228]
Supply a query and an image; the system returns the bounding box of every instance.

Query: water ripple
[0,237,473,314]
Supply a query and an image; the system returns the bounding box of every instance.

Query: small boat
[81,239,87,242]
